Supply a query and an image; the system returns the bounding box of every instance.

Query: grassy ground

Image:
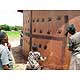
[5,31,20,40]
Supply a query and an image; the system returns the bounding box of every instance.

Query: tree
[0,24,11,31]
[14,25,22,30]
[0,24,22,31]
[14,27,18,31]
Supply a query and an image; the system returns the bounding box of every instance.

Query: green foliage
[14,27,18,31]
[5,31,20,39]
[0,24,22,31]
[14,25,22,30]
[11,27,15,30]
[0,24,11,31]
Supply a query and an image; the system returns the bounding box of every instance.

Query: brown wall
[22,10,80,69]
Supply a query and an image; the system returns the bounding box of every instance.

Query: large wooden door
[29,11,69,69]
[22,10,80,69]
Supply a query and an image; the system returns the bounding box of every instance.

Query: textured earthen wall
[22,10,80,69]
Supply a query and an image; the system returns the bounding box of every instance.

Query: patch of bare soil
[12,46,26,63]
[11,46,27,70]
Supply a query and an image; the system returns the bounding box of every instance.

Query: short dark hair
[0,32,6,44]
[32,45,38,51]
[67,24,76,35]
[0,27,2,31]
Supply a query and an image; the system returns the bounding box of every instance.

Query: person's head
[0,27,2,32]
[32,45,38,51]
[21,30,23,33]
[3,32,8,43]
[0,32,7,44]
[67,24,76,35]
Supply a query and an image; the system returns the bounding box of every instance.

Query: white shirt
[28,51,41,66]
[0,44,13,68]
[69,32,80,51]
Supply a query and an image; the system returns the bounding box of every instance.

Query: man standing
[66,24,80,70]
[20,30,23,46]
[0,32,13,70]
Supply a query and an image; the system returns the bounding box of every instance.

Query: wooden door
[30,11,69,69]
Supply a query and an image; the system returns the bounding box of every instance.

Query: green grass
[4,31,20,40]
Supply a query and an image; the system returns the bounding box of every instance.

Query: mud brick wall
[22,10,80,69]
[22,11,30,57]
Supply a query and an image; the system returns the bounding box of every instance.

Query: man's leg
[26,62,32,70]
[69,55,77,70]
[76,54,80,70]
[34,63,41,70]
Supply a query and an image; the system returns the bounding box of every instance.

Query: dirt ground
[9,38,49,70]
[9,38,27,70]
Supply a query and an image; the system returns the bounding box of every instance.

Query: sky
[0,0,80,26]
[0,10,23,26]
[0,0,25,26]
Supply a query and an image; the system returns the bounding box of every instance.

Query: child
[26,45,46,70]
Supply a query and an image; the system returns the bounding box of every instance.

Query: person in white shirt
[0,32,13,70]
[66,24,80,70]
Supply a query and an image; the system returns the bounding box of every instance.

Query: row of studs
[26,16,61,23]
[33,43,47,50]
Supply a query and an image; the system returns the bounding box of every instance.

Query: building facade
[18,10,80,69]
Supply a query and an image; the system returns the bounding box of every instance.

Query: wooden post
[29,10,32,51]
[61,15,69,69]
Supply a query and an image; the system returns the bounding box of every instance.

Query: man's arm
[7,42,11,51]
[68,38,74,51]
[37,52,47,61]
[3,65,10,70]
[40,55,47,61]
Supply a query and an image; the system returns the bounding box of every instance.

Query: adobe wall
[22,10,80,69]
